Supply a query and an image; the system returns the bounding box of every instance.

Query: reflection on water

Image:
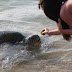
[0,0,72,72]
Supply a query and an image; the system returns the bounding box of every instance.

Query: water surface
[0,0,72,72]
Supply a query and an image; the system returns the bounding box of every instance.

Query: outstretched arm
[42,28,61,35]
[42,18,72,36]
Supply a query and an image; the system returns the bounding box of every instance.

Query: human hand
[42,28,49,35]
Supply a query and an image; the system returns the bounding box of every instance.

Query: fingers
[41,28,49,35]
[42,31,45,35]
[42,28,45,31]
[42,28,49,31]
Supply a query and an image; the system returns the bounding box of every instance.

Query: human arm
[42,18,72,36]
[42,28,61,35]
[42,18,72,35]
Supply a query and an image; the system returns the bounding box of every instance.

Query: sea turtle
[0,31,41,47]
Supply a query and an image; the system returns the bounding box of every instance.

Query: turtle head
[26,35,41,46]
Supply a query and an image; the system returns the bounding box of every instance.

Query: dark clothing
[44,0,58,22]
[44,0,68,23]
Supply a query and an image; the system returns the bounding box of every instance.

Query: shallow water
[0,0,72,72]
